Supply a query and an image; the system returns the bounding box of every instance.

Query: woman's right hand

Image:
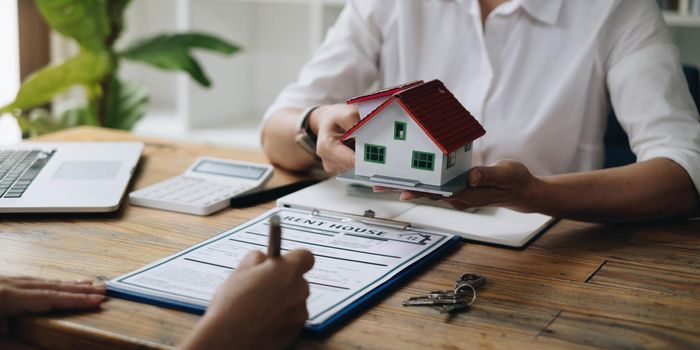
[309,104,360,173]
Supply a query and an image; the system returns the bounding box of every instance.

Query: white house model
[337,79,486,196]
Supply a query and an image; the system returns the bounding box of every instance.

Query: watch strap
[295,106,321,161]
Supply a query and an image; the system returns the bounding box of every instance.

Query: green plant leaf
[120,33,240,87]
[59,106,91,129]
[0,51,111,115]
[24,109,63,137]
[36,0,111,51]
[103,78,149,130]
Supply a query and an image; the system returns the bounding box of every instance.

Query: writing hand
[181,249,315,350]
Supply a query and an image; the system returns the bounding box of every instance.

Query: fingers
[283,249,315,275]
[0,287,104,316]
[0,276,91,285]
[317,138,355,173]
[396,187,507,210]
[469,160,525,188]
[373,185,392,192]
[267,305,308,349]
[7,279,105,295]
[335,107,360,131]
[238,250,267,271]
[284,304,309,326]
[331,143,355,171]
[315,104,359,173]
[398,191,442,201]
[468,166,492,187]
[446,187,510,209]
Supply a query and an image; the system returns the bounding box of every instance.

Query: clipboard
[106,207,461,336]
[277,179,556,248]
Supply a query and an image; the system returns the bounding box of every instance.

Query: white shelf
[663,11,700,27]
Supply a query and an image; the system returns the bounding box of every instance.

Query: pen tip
[270,214,281,225]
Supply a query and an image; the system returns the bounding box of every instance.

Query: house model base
[336,170,470,197]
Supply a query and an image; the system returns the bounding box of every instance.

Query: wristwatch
[295,106,321,161]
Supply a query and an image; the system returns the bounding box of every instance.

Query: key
[440,301,472,313]
[403,286,474,307]
[454,273,486,289]
[403,297,464,306]
[402,273,486,314]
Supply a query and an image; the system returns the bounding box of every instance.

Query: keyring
[454,283,477,307]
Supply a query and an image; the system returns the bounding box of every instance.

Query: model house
[339,79,485,192]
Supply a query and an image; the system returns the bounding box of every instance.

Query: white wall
[114,0,343,149]
[670,27,700,69]
[118,0,179,114]
[0,0,22,143]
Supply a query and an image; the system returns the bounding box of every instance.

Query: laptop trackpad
[53,161,122,180]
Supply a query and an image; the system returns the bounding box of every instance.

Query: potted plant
[0,0,239,137]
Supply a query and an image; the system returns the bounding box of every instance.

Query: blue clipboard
[107,234,461,337]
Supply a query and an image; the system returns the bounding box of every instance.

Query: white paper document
[277,179,556,247]
[107,207,457,327]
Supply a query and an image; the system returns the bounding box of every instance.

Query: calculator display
[193,160,266,180]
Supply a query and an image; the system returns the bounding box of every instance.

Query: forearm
[528,158,700,222]
[261,108,319,171]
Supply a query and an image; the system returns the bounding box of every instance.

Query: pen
[268,214,282,257]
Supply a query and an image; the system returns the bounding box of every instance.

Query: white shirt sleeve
[261,0,382,122]
[605,0,700,195]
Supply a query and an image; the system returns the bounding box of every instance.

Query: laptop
[0,142,143,213]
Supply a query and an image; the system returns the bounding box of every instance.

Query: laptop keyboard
[0,149,54,198]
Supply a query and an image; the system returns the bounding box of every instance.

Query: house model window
[446,151,457,168]
[338,79,486,195]
[412,151,435,171]
[394,121,406,140]
[364,144,386,164]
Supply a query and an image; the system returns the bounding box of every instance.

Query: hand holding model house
[336,79,486,196]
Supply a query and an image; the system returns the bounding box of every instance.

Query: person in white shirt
[261,0,700,222]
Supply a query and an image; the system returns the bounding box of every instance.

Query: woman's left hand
[0,275,106,348]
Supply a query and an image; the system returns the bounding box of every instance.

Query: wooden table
[2,127,699,349]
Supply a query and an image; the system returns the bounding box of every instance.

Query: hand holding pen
[181,213,314,350]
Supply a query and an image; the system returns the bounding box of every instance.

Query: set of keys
[402,273,486,313]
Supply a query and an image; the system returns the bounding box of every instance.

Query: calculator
[129,157,274,216]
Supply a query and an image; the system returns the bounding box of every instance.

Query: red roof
[341,79,485,154]
[346,80,423,104]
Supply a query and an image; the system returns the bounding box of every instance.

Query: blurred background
[0,0,698,149]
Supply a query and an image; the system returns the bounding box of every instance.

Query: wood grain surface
[1,127,699,349]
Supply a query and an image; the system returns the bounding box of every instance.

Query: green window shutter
[411,151,435,171]
[394,121,406,140]
[364,144,386,164]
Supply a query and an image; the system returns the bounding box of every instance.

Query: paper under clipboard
[277,179,555,248]
[107,207,460,335]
